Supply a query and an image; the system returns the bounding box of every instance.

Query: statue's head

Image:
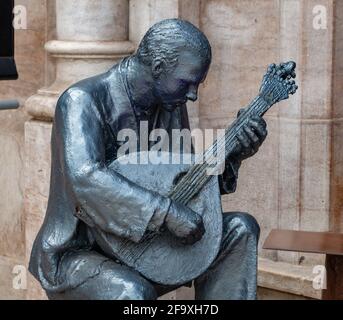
[136,19,212,111]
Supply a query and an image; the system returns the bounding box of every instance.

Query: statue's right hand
[165,201,205,245]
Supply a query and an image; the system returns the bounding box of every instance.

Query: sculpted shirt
[29,58,241,292]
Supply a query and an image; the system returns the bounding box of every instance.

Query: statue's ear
[152,58,166,79]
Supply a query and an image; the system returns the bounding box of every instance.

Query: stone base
[258,258,322,299]
[257,287,310,300]
[0,256,26,300]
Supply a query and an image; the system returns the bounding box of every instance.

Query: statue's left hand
[230,114,268,161]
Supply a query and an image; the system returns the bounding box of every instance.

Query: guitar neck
[215,94,271,162]
[168,61,297,205]
[168,94,272,204]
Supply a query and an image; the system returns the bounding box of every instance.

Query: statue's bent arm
[54,88,170,243]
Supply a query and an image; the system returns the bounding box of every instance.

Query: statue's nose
[186,92,198,102]
[187,93,197,102]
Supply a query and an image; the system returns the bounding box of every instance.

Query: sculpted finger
[237,130,250,149]
[253,126,268,143]
[251,116,267,129]
[243,125,259,144]
[255,124,268,142]
[249,119,268,139]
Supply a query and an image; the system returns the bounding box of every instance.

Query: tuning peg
[283,61,296,77]
[267,63,276,73]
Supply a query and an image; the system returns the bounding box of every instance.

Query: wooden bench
[263,229,343,299]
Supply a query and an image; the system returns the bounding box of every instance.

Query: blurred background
[0,0,342,300]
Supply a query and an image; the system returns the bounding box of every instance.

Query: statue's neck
[124,56,158,117]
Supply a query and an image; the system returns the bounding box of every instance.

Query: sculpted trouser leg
[47,251,157,300]
[47,211,259,300]
[194,212,260,300]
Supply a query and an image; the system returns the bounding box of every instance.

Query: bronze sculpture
[29,19,297,300]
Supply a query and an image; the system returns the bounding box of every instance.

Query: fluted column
[24,0,133,299]
[25,0,134,120]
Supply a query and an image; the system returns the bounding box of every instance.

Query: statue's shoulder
[58,62,121,106]
[56,70,113,115]
[55,63,122,121]
[60,74,105,104]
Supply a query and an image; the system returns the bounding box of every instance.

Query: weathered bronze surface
[29,19,297,300]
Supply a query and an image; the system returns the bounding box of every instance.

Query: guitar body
[91,151,223,285]
[89,61,299,286]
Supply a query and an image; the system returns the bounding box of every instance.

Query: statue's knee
[54,259,158,300]
[52,274,157,300]
[96,266,157,300]
[119,280,157,300]
[223,212,260,239]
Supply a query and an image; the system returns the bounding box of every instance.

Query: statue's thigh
[48,251,158,300]
[222,211,260,238]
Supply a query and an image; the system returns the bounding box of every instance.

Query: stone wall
[0,0,50,299]
[204,0,342,271]
[0,0,341,300]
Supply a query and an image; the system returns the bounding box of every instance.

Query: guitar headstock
[259,61,298,105]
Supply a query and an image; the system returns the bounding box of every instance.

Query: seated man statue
[29,19,268,300]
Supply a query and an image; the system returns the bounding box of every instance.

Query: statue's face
[153,50,210,112]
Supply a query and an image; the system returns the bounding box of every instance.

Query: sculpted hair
[136,19,212,68]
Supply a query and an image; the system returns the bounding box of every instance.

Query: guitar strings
[177,85,281,203]
[169,95,270,204]
[173,79,281,200]
[171,81,283,203]
[119,82,283,262]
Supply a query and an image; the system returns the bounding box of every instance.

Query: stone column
[24,0,134,299]
[26,0,134,119]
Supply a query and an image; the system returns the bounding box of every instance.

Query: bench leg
[322,255,343,300]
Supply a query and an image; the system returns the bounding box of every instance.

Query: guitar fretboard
[168,78,284,205]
